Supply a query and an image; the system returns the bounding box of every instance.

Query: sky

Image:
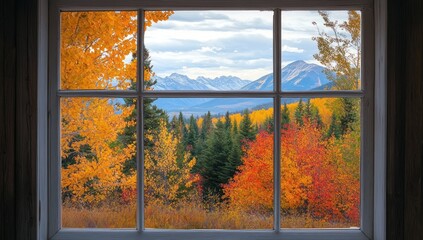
[144,10,353,81]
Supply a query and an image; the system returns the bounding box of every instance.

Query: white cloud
[145,10,354,79]
[282,45,304,53]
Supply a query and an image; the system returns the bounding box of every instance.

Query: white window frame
[36,0,388,240]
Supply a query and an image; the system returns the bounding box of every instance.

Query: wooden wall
[387,0,423,239]
[0,0,38,239]
[0,0,422,239]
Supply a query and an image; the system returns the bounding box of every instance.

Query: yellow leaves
[144,120,196,205]
[61,98,136,204]
[61,11,138,90]
[313,11,361,90]
[60,11,174,205]
[144,11,174,30]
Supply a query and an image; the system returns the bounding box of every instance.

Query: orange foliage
[223,131,274,213]
[224,122,360,224]
[61,11,173,204]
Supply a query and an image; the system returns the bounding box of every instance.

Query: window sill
[51,229,370,240]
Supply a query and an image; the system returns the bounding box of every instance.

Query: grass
[62,200,356,229]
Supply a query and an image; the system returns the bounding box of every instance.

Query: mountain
[153,73,252,91]
[241,60,330,91]
[152,61,334,116]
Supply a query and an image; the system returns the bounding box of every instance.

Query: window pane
[61,97,137,228]
[60,11,137,90]
[281,11,361,91]
[144,11,273,91]
[144,98,274,229]
[280,97,360,228]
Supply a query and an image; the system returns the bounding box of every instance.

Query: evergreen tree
[304,99,313,121]
[200,111,213,141]
[281,102,290,129]
[339,98,359,135]
[120,48,167,174]
[303,100,324,128]
[224,121,242,180]
[224,111,232,130]
[295,99,305,126]
[239,110,256,142]
[326,113,342,139]
[200,119,232,199]
[311,105,324,129]
[263,116,274,133]
[193,112,213,174]
[186,115,199,151]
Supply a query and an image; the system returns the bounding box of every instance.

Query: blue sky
[144,11,352,80]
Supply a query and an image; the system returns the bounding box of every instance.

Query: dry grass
[62,204,136,228]
[62,201,356,229]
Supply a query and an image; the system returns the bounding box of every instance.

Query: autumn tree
[60,11,173,205]
[312,11,361,136]
[224,131,274,213]
[313,11,361,91]
[144,120,196,205]
[225,120,360,223]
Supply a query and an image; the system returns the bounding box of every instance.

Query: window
[46,0,379,239]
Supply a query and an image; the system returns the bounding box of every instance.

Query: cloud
[144,10,353,80]
[282,45,304,53]
[169,11,230,22]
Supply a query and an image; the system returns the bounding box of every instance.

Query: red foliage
[224,121,360,224]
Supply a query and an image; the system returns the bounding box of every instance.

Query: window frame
[39,0,385,239]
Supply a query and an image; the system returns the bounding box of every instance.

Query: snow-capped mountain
[241,60,330,91]
[153,73,252,91]
[153,61,333,116]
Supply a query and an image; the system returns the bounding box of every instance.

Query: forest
[60,10,361,229]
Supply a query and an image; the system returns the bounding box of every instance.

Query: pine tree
[225,120,243,180]
[200,119,232,199]
[303,100,324,128]
[200,111,213,141]
[120,48,167,175]
[224,111,232,130]
[311,105,324,129]
[186,115,199,152]
[193,112,213,174]
[281,102,290,129]
[339,98,359,135]
[239,110,256,142]
[295,99,305,126]
[326,113,342,139]
[263,116,274,133]
[304,99,313,121]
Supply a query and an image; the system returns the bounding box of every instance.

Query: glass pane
[144,11,273,91]
[61,97,137,228]
[144,98,274,229]
[280,98,360,228]
[60,11,137,90]
[281,11,361,91]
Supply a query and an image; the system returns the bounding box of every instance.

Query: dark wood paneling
[15,0,38,239]
[387,0,405,238]
[1,0,17,239]
[403,0,423,239]
[0,0,37,239]
[387,0,423,239]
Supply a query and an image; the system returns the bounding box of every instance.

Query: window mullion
[136,9,145,231]
[273,8,282,231]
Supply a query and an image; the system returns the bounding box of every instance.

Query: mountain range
[152,60,333,116]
